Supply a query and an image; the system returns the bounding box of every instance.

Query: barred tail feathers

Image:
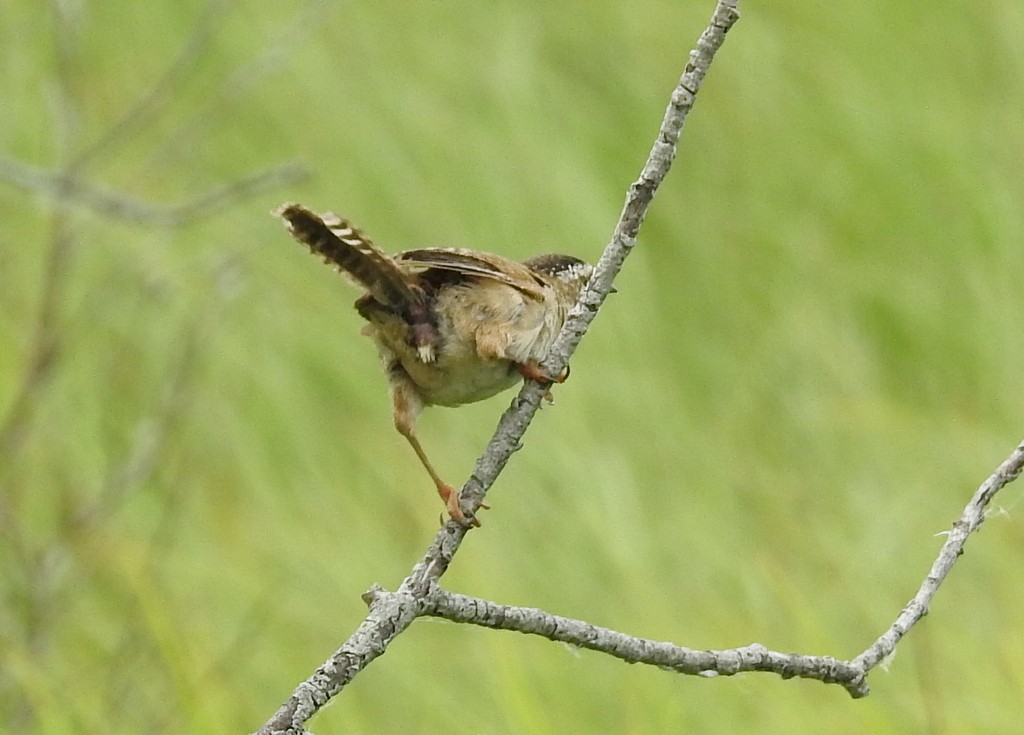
[276,203,418,310]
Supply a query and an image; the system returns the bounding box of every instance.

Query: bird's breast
[362,277,566,408]
[402,355,521,407]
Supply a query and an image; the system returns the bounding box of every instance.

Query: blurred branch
[0,6,81,728]
[0,155,304,515]
[0,0,309,481]
[141,0,330,174]
[68,0,230,172]
[0,157,308,226]
[254,2,741,733]
[0,281,213,679]
[0,0,81,533]
[71,308,207,532]
[0,209,71,525]
[0,3,308,725]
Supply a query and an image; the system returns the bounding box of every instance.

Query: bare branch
[267,435,1024,727]
[255,0,1024,728]
[853,439,1024,671]
[416,438,1019,701]
[421,588,868,697]
[536,0,741,383]
[255,2,741,733]
[459,0,741,522]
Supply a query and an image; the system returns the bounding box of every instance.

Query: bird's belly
[403,356,520,407]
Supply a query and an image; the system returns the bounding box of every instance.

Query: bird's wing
[397,248,546,300]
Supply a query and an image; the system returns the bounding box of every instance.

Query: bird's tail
[275,203,420,311]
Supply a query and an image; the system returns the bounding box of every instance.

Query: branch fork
[254,2,1024,732]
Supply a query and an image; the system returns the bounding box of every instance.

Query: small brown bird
[275,203,592,525]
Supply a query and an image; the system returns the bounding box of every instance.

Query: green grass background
[2,1,1023,733]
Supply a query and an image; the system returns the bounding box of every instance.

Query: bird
[275,203,593,525]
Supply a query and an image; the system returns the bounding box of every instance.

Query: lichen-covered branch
[538,0,741,380]
[255,0,1024,728]
[253,3,741,734]
[422,588,868,697]
[459,0,741,519]
[327,438,1024,707]
[412,439,1021,700]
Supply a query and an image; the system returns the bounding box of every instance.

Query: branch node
[361,584,388,607]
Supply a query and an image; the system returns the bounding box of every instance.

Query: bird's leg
[391,377,479,527]
[475,329,568,387]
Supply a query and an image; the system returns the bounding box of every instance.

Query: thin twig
[255,3,741,733]
[853,439,1024,672]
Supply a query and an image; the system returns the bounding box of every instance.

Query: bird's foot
[517,360,569,385]
[437,483,485,527]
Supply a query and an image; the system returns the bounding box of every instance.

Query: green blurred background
[2,1,1023,732]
